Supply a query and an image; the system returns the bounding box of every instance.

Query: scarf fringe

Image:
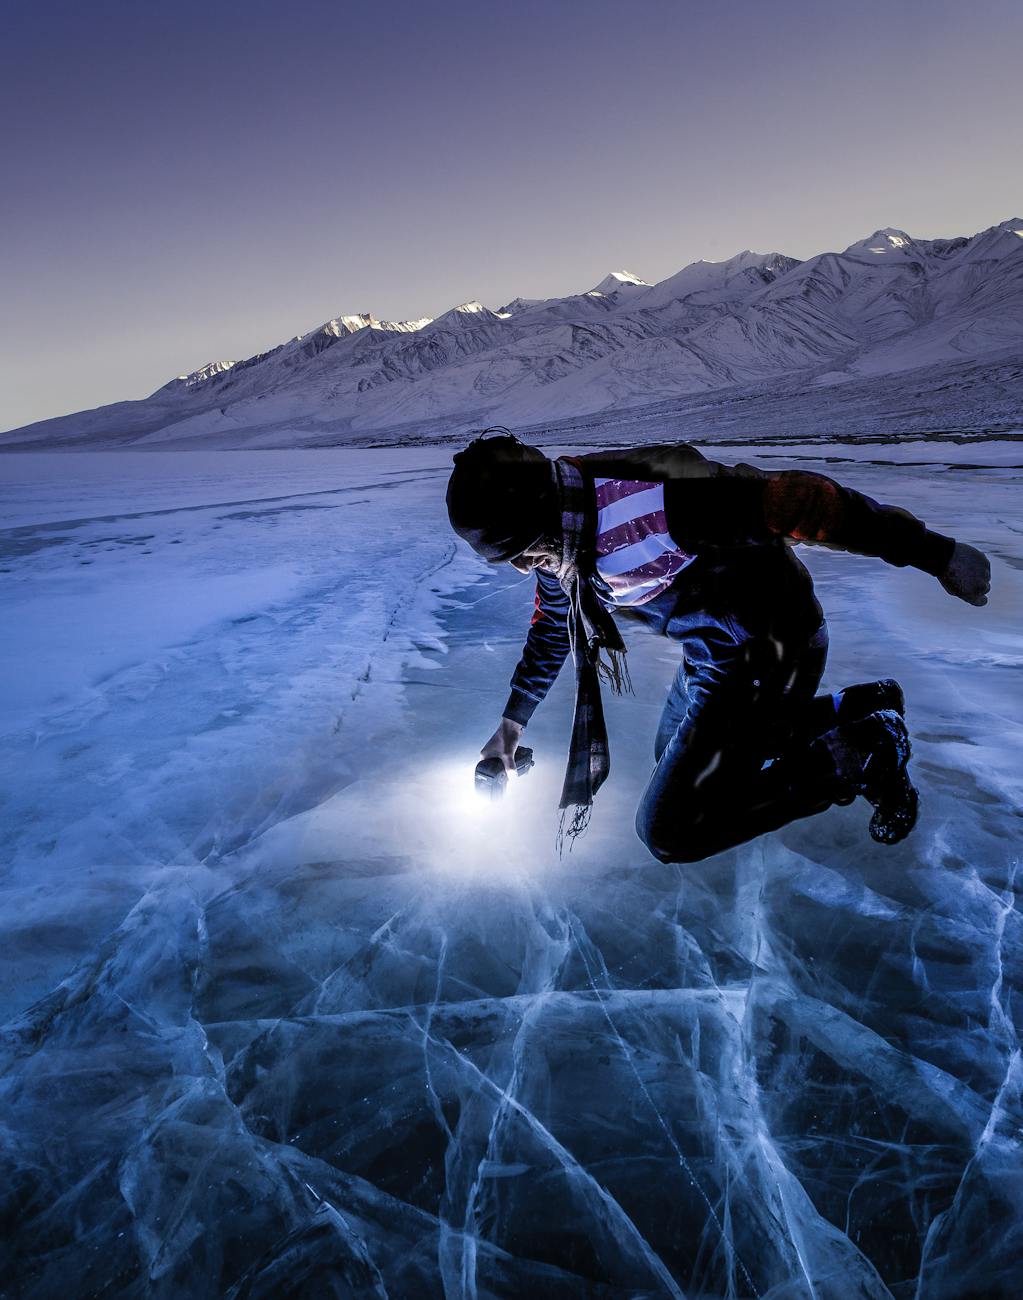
[597,648,633,697]
[556,804,593,856]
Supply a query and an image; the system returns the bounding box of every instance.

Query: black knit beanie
[446,431,556,563]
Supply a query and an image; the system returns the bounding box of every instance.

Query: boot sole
[863,709,918,844]
[869,778,919,844]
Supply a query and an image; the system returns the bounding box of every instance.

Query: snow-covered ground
[1,443,1020,1297]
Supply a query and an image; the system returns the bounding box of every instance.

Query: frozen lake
[1,443,1021,1297]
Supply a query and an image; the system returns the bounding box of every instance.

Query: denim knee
[635,797,706,864]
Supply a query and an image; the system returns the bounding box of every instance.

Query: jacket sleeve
[618,443,957,577]
[743,463,956,576]
[502,569,573,726]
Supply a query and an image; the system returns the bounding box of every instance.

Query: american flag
[593,477,696,606]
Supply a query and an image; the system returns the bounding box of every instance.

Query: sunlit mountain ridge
[3,219,1021,448]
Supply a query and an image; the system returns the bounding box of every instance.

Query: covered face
[446,432,557,564]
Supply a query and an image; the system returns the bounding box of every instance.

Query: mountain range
[4,219,1022,449]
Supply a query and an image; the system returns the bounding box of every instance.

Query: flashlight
[474,747,534,800]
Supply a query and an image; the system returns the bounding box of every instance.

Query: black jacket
[503,443,955,725]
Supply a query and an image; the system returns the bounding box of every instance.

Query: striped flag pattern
[593,477,696,606]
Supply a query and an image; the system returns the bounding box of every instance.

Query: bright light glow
[430,760,508,826]
[251,755,561,888]
[407,759,554,881]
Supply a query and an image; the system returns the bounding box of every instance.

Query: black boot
[835,679,905,723]
[843,709,918,845]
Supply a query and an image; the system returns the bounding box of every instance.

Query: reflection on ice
[403,756,566,875]
[247,755,561,889]
[417,759,540,870]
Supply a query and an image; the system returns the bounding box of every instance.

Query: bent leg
[639,622,841,863]
[637,704,846,864]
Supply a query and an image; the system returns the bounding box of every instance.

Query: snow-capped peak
[639,250,798,308]
[380,317,432,332]
[498,296,544,316]
[991,217,1023,240]
[843,228,918,258]
[425,301,505,331]
[177,359,236,386]
[322,314,373,337]
[322,313,433,335]
[590,271,650,295]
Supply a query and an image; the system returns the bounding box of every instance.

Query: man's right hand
[939,540,991,607]
[481,717,524,773]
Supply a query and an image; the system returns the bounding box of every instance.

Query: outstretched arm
[482,569,573,771]
[582,442,991,605]
[751,465,990,604]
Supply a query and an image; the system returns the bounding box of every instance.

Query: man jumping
[445,430,991,862]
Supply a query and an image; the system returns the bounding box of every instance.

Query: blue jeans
[635,611,841,863]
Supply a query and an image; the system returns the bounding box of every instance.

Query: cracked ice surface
[1,445,1021,1298]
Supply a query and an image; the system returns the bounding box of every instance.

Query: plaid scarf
[551,457,632,847]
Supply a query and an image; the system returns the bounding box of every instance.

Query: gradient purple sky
[2,0,1020,431]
